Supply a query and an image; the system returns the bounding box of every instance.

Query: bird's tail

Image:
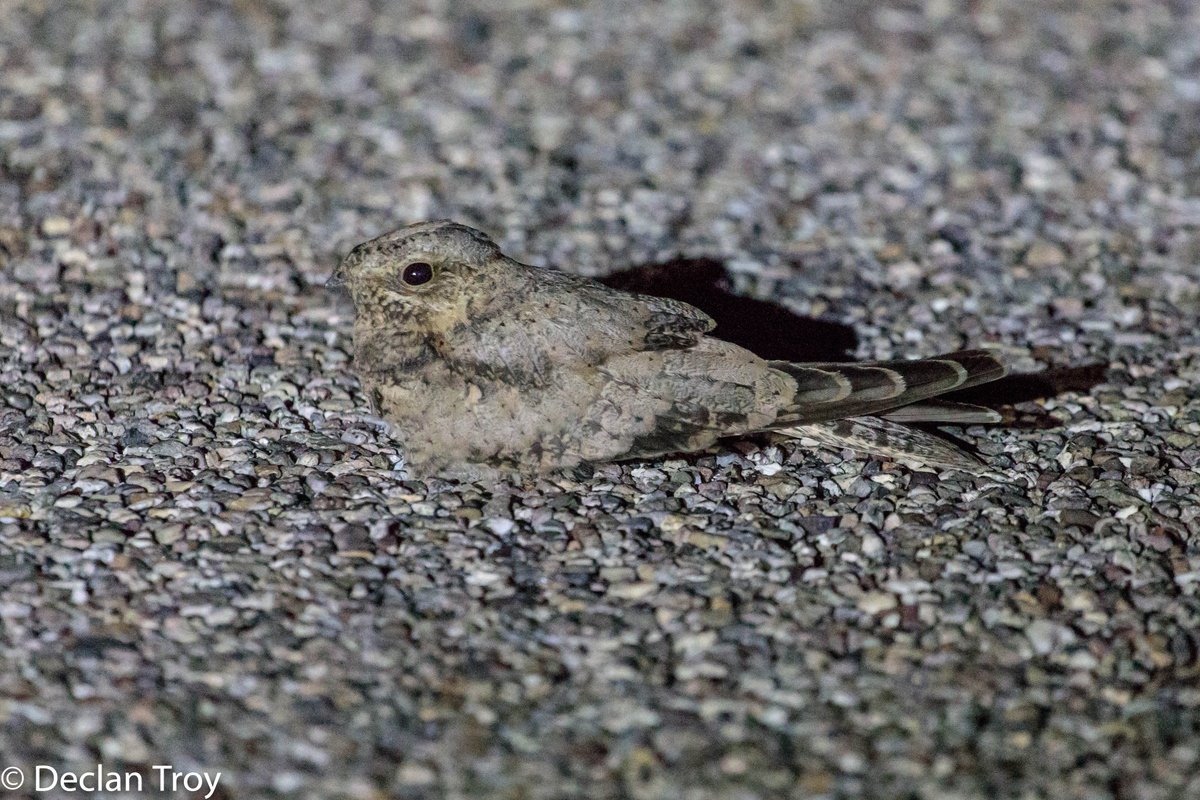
[765,349,1009,471]
[768,349,1008,426]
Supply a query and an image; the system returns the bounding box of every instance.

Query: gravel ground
[3,1,1200,798]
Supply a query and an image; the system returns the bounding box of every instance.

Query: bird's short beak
[326,261,348,288]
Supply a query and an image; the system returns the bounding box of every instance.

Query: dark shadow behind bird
[601,257,858,363]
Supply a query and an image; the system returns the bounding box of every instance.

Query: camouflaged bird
[334,221,1008,480]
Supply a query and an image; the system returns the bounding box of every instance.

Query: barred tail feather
[881,399,1002,424]
[769,349,1008,425]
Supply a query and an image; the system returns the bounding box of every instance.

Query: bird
[332,220,1008,481]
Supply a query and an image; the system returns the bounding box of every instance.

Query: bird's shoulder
[526,269,716,354]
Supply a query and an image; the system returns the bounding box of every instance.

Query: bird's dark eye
[402,262,434,285]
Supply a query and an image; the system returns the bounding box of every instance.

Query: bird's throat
[352,322,437,376]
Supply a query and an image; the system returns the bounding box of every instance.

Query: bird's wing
[441,270,717,386]
[575,346,1009,466]
[576,338,795,463]
[543,273,717,354]
[628,292,718,350]
[782,417,989,472]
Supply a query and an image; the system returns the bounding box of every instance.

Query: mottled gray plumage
[336,221,1008,479]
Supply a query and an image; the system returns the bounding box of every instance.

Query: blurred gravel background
[2,1,1200,798]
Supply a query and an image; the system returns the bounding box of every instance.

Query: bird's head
[331,220,507,326]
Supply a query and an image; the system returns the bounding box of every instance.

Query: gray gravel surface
[2,1,1200,798]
